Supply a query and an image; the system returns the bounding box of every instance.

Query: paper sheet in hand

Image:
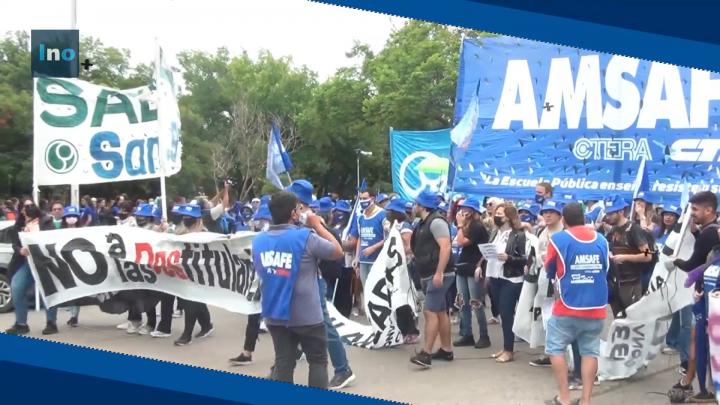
[478,243,498,259]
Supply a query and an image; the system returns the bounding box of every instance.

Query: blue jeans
[490,277,523,352]
[546,316,604,357]
[359,263,373,287]
[666,304,692,362]
[456,275,489,340]
[319,278,350,375]
[11,261,57,325]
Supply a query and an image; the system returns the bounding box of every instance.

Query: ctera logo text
[31,30,80,78]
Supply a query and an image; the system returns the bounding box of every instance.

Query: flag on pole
[342,177,367,240]
[266,122,293,190]
[680,179,690,209]
[630,157,649,216]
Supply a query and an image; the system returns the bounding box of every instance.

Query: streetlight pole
[355,149,372,190]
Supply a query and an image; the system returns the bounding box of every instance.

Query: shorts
[421,273,455,313]
[545,315,604,358]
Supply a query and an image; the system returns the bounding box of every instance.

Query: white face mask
[65,217,78,225]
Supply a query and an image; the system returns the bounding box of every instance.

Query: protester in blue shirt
[287,180,357,390]
[253,190,342,389]
[654,205,681,248]
[350,189,386,287]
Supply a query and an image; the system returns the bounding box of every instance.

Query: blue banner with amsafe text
[449,36,720,204]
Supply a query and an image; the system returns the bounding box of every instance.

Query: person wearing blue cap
[632,192,658,233]
[527,200,566,369]
[59,204,85,327]
[286,180,356,390]
[453,197,491,349]
[602,195,654,318]
[654,205,681,249]
[134,203,155,230]
[584,200,603,229]
[375,193,390,209]
[331,200,352,231]
[383,198,421,344]
[518,202,539,230]
[409,190,455,368]
[173,203,216,346]
[350,189,386,287]
[253,191,343,389]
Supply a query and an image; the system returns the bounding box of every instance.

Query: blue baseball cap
[376,193,390,204]
[316,197,335,213]
[518,202,540,218]
[661,205,682,217]
[634,191,655,204]
[152,205,162,219]
[438,202,449,213]
[63,205,81,218]
[540,200,565,215]
[172,203,202,218]
[334,200,352,213]
[459,198,484,214]
[605,195,629,214]
[309,200,320,210]
[405,201,414,212]
[134,203,154,218]
[254,204,272,221]
[286,179,315,206]
[415,190,440,210]
[386,198,408,214]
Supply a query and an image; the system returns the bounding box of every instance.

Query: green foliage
[0,22,487,200]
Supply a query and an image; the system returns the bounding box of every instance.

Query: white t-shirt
[486,228,524,284]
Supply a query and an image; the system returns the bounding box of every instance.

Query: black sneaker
[67,317,78,327]
[453,336,475,347]
[194,326,214,339]
[229,353,252,366]
[42,322,59,335]
[4,324,30,335]
[475,336,491,349]
[174,334,192,346]
[329,368,356,390]
[530,356,552,367]
[690,392,716,403]
[431,348,454,361]
[410,351,432,368]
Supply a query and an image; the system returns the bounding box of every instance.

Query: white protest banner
[20,227,260,314]
[33,76,182,186]
[513,233,550,348]
[328,225,418,349]
[599,210,695,380]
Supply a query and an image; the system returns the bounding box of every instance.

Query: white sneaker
[126,321,142,334]
[150,330,172,338]
[116,321,130,330]
[259,320,268,333]
[662,347,679,355]
[172,310,183,319]
[138,324,153,335]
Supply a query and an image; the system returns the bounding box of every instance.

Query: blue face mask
[534,194,545,204]
[520,214,535,223]
[359,199,372,211]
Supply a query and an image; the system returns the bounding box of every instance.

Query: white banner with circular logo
[32,76,181,186]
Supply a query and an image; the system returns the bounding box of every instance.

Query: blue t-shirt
[351,208,386,264]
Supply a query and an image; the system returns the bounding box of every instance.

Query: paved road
[0,306,683,404]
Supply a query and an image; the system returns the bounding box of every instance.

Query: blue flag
[632,157,649,200]
[266,122,293,189]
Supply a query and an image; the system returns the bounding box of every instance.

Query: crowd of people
[2,179,719,404]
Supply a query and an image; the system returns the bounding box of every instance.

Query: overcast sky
[2,0,407,80]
